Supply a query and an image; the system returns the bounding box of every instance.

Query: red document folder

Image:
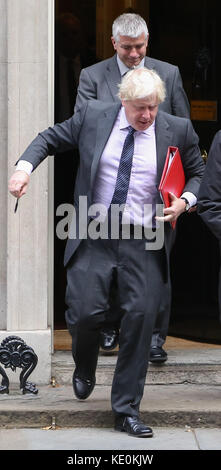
[158,146,185,229]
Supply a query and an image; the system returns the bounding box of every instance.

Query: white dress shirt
[16,108,196,225]
[92,107,158,227]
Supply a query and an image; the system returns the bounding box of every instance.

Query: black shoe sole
[149,356,168,364]
[100,344,118,350]
[115,426,153,438]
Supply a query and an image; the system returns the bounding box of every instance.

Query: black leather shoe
[115,416,153,438]
[100,328,119,350]
[149,346,168,363]
[73,370,95,400]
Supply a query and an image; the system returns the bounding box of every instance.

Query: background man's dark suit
[197,131,221,318]
[17,100,204,417]
[75,54,190,117]
[75,54,190,353]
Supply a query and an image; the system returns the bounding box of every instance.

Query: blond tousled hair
[118,67,166,103]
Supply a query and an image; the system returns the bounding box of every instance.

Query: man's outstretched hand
[8,170,30,199]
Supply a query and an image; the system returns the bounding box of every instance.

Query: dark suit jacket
[19,101,204,267]
[74,54,190,118]
[197,131,221,317]
[197,131,221,240]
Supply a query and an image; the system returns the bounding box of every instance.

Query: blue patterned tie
[111,126,135,206]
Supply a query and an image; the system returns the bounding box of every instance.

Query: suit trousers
[102,277,171,348]
[150,280,171,347]
[65,235,165,417]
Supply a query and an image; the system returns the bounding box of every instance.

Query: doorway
[54,0,221,347]
[54,0,97,333]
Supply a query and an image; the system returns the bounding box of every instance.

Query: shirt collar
[117,56,145,76]
[119,106,155,135]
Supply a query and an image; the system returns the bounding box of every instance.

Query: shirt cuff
[16,160,33,175]
[181,191,197,208]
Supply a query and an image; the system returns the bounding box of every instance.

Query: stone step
[52,347,221,386]
[0,383,220,429]
[1,340,220,429]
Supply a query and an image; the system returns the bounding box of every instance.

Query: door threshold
[54,329,221,352]
[54,329,72,350]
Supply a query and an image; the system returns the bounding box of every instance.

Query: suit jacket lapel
[144,56,157,71]
[90,104,121,188]
[155,112,173,186]
[104,55,121,102]
[105,56,156,101]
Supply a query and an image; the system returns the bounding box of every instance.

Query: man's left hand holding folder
[156,192,187,224]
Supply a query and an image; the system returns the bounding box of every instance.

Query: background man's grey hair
[112,13,149,42]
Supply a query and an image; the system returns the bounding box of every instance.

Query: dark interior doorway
[54,0,221,343]
[148,0,221,342]
[54,0,97,329]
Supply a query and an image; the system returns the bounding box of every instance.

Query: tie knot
[128,126,135,135]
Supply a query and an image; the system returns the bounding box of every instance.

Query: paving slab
[194,428,221,450]
[0,427,200,450]
[0,426,221,451]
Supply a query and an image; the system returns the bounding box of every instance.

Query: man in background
[197,131,221,318]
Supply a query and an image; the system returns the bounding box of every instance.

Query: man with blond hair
[75,12,190,360]
[9,68,203,437]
